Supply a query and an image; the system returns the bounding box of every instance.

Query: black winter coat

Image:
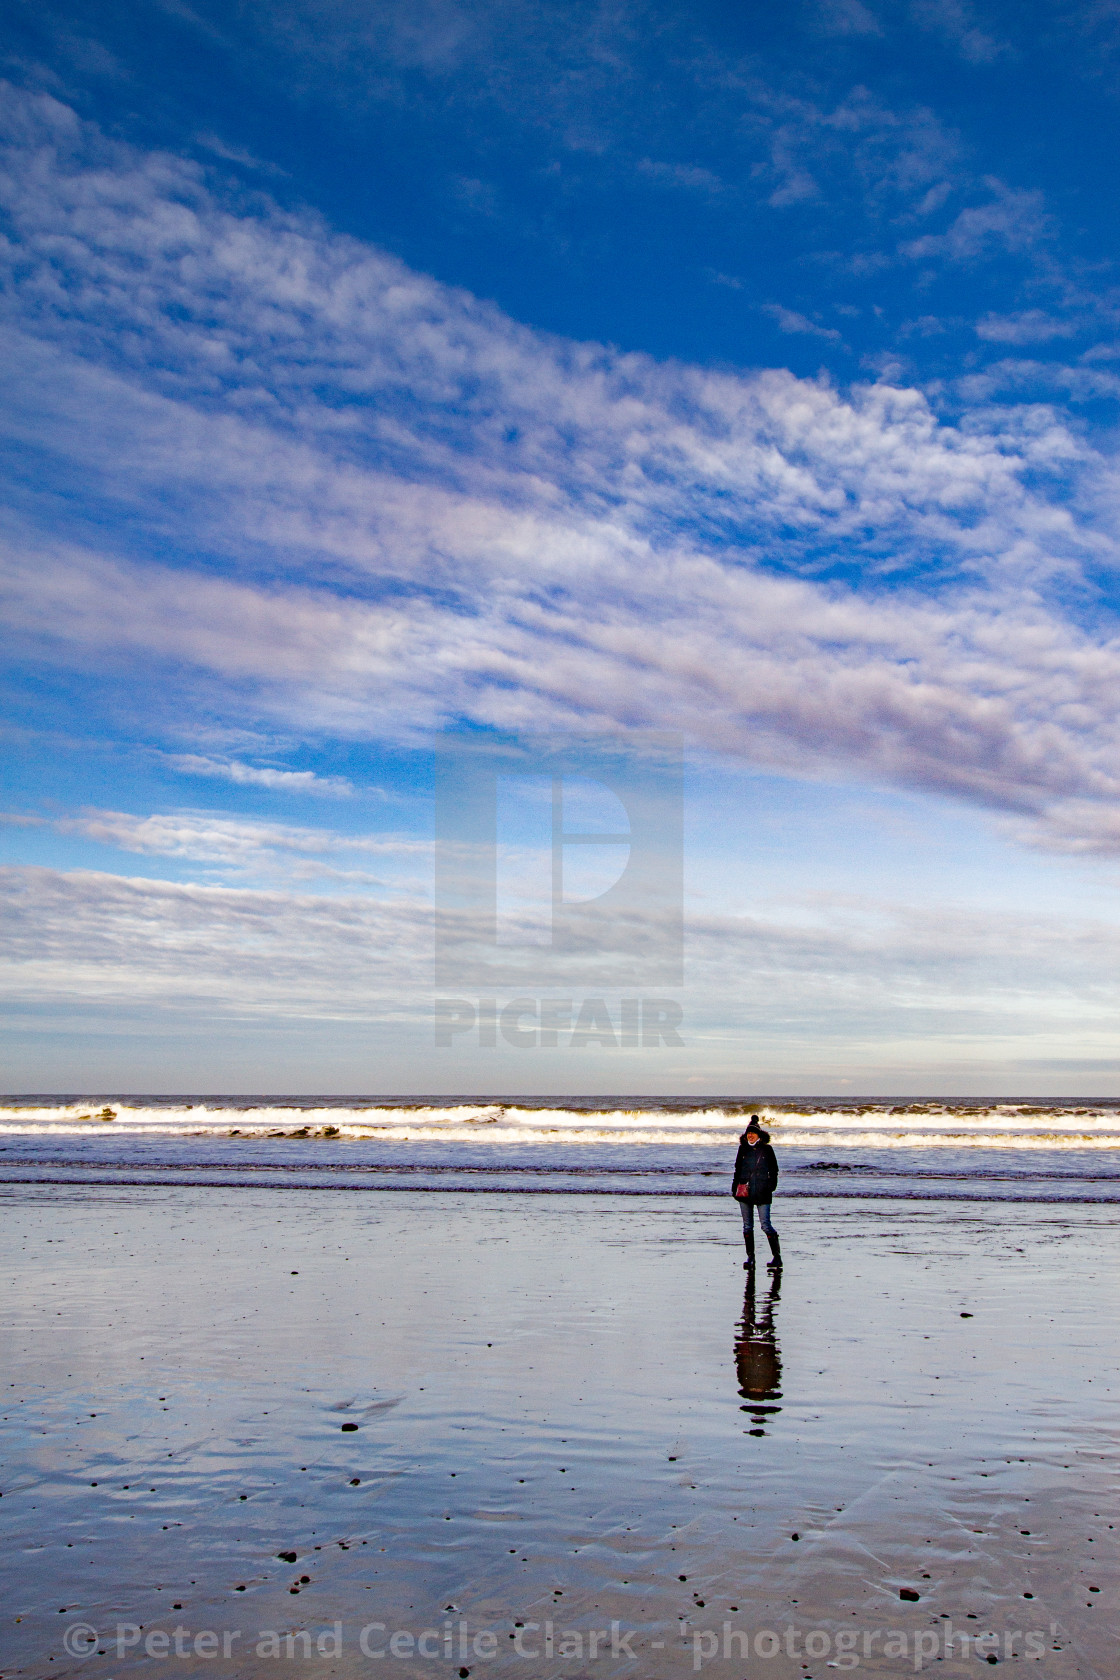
[731,1127,779,1204]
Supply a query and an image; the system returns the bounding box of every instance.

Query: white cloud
[814,0,882,37]
[450,173,500,215]
[975,310,1079,345]
[909,0,1010,64]
[167,754,354,795]
[955,359,1120,405]
[762,304,844,342]
[2,85,1120,850]
[9,525,1120,833]
[4,864,1120,1058]
[901,181,1051,263]
[48,808,429,884]
[637,158,723,193]
[0,865,432,1017]
[748,86,962,218]
[193,132,287,176]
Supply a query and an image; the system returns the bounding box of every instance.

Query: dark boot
[765,1229,782,1270]
[743,1230,756,1270]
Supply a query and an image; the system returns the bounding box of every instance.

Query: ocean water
[2,1096,1118,1201]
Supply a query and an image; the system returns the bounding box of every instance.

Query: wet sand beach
[1,1186,1117,1678]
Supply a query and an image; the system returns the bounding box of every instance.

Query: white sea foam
[2,1099,1120,1149]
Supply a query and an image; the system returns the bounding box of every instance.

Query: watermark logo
[434,731,683,992]
[62,1616,1058,1669]
[434,996,685,1048]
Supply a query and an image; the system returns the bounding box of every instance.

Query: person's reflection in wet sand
[735,1270,782,1435]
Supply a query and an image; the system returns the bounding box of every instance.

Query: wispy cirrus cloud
[909,0,1010,64]
[762,303,844,342]
[900,181,1051,262]
[954,357,1120,404]
[2,83,1120,853]
[748,86,962,217]
[0,85,1088,572]
[52,808,428,882]
[975,309,1080,344]
[814,0,883,37]
[192,131,287,176]
[166,755,355,796]
[0,865,433,1018]
[5,864,1120,1067]
[637,157,723,193]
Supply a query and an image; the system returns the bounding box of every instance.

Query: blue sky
[4,0,1120,1093]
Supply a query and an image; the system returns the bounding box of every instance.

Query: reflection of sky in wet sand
[1,1189,1116,1677]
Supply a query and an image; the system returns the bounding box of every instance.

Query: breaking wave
[3,1097,1120,1149]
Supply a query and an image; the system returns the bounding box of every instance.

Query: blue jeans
[740,1200,775,1237]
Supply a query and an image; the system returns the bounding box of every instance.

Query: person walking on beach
[732,1116,781,1272]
